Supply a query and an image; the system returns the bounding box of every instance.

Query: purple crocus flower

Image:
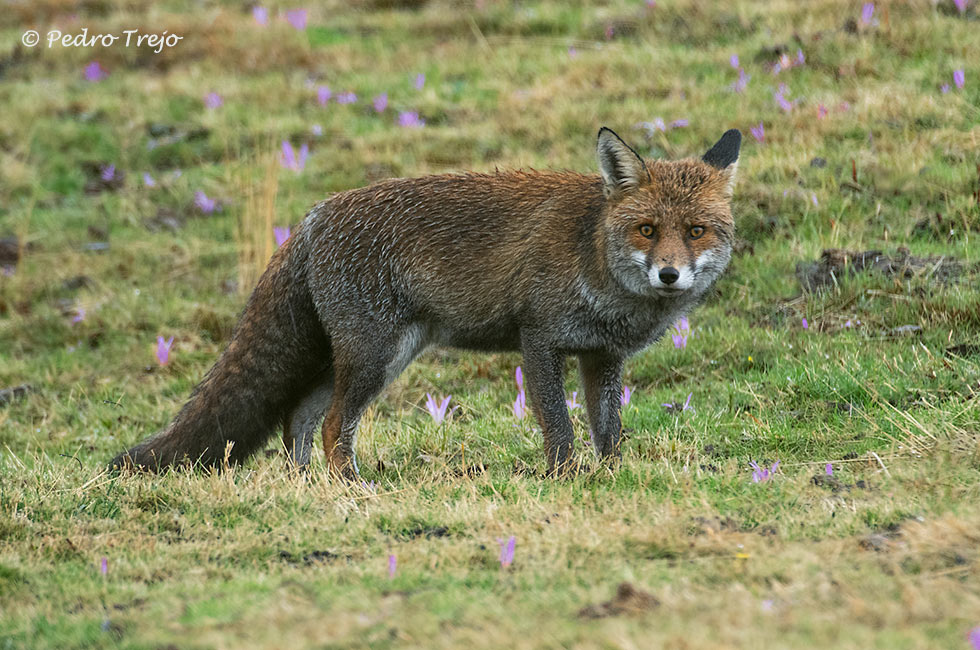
[861,3,874,26]
[274,226,291,247]
[311,123,323,136]
[253,6,269,25]
[774,88,793,113]
[497,536,515,568]
[280,141,309,172]
[729,54,739,69]
[565,392,580,410]
[513,391,526,419]
[941,83,951,94]
[802,317,809,330]
[142,173,156,187]
[388,554,397,579]
[968,626,980,650]
[156,336,174,366]
[72,307,86,324]
[285,8,308,30]
[955,0,968,14]
[670,119,689,129]
[515,366,524,392]
[204,92,223,109]
[671,317,689,349]
[732,68,750,93]
[818,104,828,119]
[750,122,765,143]
[954,69,965,90]
[811,193,819,208]
[100,557,108,576]
[397,111,425,128]
[620,385,632,406]
[335,92,357,104]
[750,460,779,483]
[100,164,116,182]
[373,92,388,113]
[662,392,693,412]
[83,61,107,82]
[425,393,452,424]
[317,85,331,106]
[796,49,805,65]
[825,463,833,476]
[194,190,217,214]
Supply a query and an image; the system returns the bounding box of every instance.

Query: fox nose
[659,267,680,285]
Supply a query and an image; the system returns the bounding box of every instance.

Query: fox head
[596,127,740,299]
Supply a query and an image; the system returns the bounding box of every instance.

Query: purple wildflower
[311,123,323,136]
[774,88,793,113]
[204,92,223,109]
[388,554,397,579]
[513,391,526,420]
[285,8,308,30]
[100,557,108,576]
[317,85,331,106]
[414,73,425,90]
[683,392,692,411]
[802,317,809,330]
[750,460,779,483]
[860,3,874,26]
[84,61,107,82]
[796,49,805,65]
[142,173,156,187]
[72,307,86,324]
[565,391,580,410]
[732,68,750,93]
[194,190,217,214]
[280,141,309,173]
[954,0,968,14]
[373,92,388,113]
[100,164,116,182]
[398,111,425,128]
[670,119,689,129]
[818,104,828,119]
[811,193,819,207]
[750,122,765,143]
[335,92,357,104]
[825,463,833,476]
[274,226,291,247]
[156,336,174,366]
[729,54,739,69]
[968,626,980,650]
[568,46,578,58]
[515,366,524,392]
[621,385,632,406]
[941,83,951,94]
[954,69,965,90]
[671,317,689,349]
[497,536,515,568]
[425,393,452,424]
[253,6,269,25]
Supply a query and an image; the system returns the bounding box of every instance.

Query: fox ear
[597,127,650,198]
[702,129,741,194]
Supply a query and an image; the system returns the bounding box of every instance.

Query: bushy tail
[110,237,329,471]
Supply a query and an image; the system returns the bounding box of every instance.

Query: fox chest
[552,301,682,356]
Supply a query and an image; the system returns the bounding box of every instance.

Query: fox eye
[639,224,654,238]
[690,226,705,239]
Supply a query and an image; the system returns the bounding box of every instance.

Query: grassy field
[2,0,980,647]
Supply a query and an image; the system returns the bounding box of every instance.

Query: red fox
[111,127,740,477]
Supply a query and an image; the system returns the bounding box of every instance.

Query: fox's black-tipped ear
[702,129,741,194]
[597,127,650,198]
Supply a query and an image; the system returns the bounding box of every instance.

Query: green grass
[2,0,980,648]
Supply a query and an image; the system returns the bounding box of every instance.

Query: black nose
[659,267,680,285]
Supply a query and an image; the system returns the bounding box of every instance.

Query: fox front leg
[520,332,576,476]
[579,352,625,460]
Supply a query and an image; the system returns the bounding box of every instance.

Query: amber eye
[690,226,705,239]
[639,224,654,238]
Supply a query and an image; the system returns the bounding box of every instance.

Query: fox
[111,127,741,477]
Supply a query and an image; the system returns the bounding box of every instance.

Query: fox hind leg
[283,378,333,469]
